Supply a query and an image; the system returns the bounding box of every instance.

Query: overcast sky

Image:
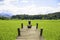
[0,0,60,15]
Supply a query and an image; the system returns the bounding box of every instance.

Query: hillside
[11,12,60,20]
[0,12,60,20]
[0,12,12,20]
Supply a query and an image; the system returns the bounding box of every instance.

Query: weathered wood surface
[16,26,43,40]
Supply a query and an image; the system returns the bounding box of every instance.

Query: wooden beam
[21,23,23,29]
[36,23,38,29]
[28,21,31,25]
[17,28,21,36]
[40,29,43,36]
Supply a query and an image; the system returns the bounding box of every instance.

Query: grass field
[0,20,60,40]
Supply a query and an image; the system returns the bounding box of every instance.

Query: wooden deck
[16,26,43,40]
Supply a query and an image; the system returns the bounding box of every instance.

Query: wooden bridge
[16,21,43,40]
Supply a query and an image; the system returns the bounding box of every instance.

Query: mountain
[0,12,13,18]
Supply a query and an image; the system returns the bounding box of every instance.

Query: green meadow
[0,20,60,40]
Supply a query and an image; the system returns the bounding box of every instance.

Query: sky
[0,0,60,15]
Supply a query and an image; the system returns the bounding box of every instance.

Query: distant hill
[48,12,60,15]
[45,12,60,19]
[0,12,13,18]
[0,11,13,20]
[11,12,60,20]
[0,12,60,20]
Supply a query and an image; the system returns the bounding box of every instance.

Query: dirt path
[16,26,43,40]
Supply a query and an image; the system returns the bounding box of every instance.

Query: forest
[0,12,60,20]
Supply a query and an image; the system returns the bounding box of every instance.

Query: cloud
[0,0,60,15]
[10,6,60,15]
[57,3,60,6]
[20,0,29,3]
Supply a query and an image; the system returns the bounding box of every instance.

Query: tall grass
[0,20,60,40]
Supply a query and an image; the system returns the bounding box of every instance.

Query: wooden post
[36,23,38,29]
[17,28,20,36]
[21,23,23,29]
[27,21,32,28]
[28,21,31,25]
[40,29,43,36]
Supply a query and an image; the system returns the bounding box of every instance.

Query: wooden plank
[16,26,43,40]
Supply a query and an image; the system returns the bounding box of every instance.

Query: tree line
[0,12,60,20]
